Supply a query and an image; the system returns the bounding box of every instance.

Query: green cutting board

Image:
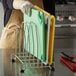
[24,9,45,61]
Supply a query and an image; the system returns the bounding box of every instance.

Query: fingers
[25,5,31,16]
[20,1,33,16]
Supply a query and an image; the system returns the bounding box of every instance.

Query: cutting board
[24,8,45,61]
[60,56,76,72]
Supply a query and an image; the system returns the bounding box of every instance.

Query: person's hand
[20,1,33,16]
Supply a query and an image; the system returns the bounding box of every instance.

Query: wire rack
[11,8,55,76]
[11,22,55,76]
[11,52,54,76]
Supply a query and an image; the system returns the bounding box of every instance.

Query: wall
[0,3,4,37]
[29,0,44,9]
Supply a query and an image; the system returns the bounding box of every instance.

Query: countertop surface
[0,49,76,76]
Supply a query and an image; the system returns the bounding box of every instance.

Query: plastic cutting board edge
[24,8,45,61]
[45,16,50,63]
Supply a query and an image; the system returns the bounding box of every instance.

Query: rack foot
[51,66,55,72]
[20,69,25,73]
[12,59,16,63]
[51,62,55,72]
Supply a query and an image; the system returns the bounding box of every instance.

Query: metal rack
[11,7,55,76]
[11,52,54,76]
[11,23,54,76]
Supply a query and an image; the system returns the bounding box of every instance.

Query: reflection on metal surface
[11,51,54,76]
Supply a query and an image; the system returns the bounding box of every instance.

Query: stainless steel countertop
[0,49,75,76]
